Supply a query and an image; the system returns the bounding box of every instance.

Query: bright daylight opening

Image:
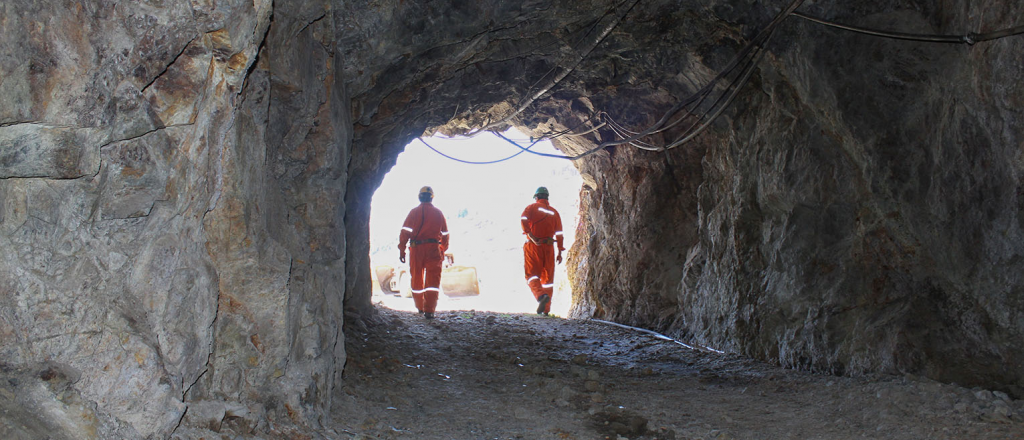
[369,129,582,316]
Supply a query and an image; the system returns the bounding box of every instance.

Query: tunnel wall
[560,0,1024,394]
[0,1,349,438]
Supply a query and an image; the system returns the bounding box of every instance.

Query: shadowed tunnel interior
[1,0,1023,438]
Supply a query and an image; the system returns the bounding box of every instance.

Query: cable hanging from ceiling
[463,0,645,138]
[791,11,1024,44]
[427,0,801,162]
[417,137,537,165]
[489,0,805,161]
[417,115,608,165]
[422,0,1024,164]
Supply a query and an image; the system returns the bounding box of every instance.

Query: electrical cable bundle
[424,0,1023,163]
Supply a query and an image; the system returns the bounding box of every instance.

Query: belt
[410,239,439,247]
[533,237,555,245]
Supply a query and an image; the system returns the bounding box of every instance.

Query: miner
[398,186,450,319]
[520,186,564,315]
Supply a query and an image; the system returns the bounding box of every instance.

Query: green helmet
[534,186,549,198]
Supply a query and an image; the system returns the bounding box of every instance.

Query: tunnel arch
[3,1,1024,437]
[338,0,1024,396]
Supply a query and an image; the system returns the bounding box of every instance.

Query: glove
[445,253,454,264]
[556,252,563,264]
[399,250,406,264]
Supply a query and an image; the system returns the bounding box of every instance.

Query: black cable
[521,10,616,100]
[581,1,1024,155]
[579,0,806,153]
[466,0,644,136]
[579,0,806,158]
[665,40,770,149]
[520,0,636,96]
[522,111,605,143]
[448,0,800,159]
[606,116,664,150]
[792,11,1024,44]
[647,44,766,150]
[439,2,1024,164]
[973,24,1024,42]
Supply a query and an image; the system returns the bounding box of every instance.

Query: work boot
[424,312,434,320]
[536,294,550,315]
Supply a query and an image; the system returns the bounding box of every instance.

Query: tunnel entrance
[367,129,583,316]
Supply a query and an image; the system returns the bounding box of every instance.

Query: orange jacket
[521,199,564,252]
[399,202,449,253]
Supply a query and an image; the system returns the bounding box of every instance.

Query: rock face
[1,1,346,438]
[1,0,1023,438]
[560,1,1024,395]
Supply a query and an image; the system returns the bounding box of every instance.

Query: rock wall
[1,1,348,438]
[559,0,1024,394]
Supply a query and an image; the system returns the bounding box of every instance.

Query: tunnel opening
[367,129,583,317]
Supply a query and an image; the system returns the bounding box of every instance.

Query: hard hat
[534,186,549,197]
[419,186,434,197]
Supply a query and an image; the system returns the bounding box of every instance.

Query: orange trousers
[409,244,443,314]
[523,242,555,313]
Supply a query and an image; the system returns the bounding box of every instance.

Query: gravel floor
[331,305,1024,439]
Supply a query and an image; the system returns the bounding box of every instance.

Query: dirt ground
[333,303,1024,440]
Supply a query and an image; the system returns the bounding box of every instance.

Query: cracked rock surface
[1,1,341,438]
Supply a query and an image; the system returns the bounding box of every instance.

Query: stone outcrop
[1,0,1023,438]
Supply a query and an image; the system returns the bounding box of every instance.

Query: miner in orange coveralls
[521,186,564,315]
[398,186,450,319]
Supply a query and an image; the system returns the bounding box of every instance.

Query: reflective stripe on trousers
[523,241,556,313]
[409,244,444,314]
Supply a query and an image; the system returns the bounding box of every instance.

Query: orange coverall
[398,202,450,314]
[521,199,564,313]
